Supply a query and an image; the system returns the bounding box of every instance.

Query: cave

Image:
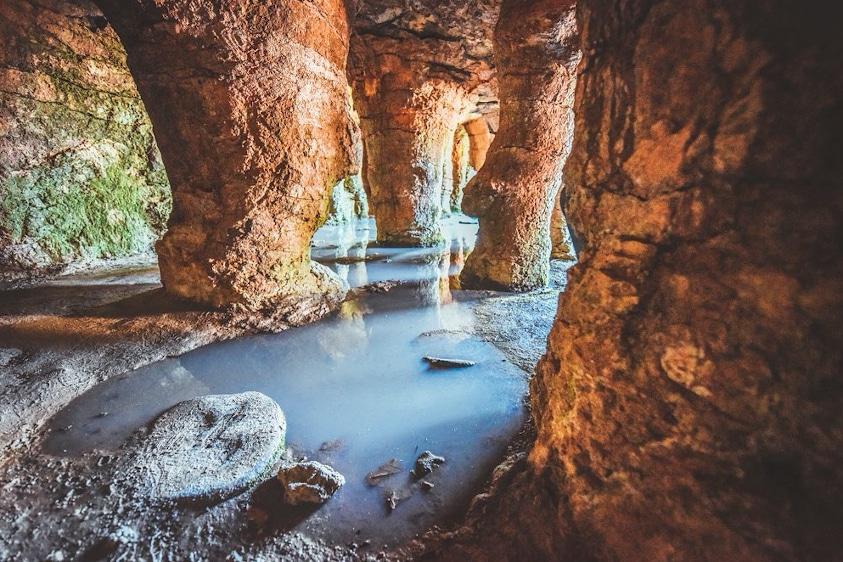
[0,0,840,561]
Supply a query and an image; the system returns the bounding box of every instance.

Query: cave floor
[0,217,571,561]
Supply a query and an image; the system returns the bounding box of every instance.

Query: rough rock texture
[0,0,170,275]
[96,0,360,310]
[463,116,494,171]
[433,1,843,561]
[349,0,499,245]
[461,0,580,291]
[276,460,345,506]
[125,392,286,504]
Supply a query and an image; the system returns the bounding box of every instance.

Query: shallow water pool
[42,216,532,547]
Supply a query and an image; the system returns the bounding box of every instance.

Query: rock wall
[349,0,499,246]
[0,0,170,276]
[466,0,843,560]
[97,0,360,311]
[430,0,843,560]
[460,0,580,291]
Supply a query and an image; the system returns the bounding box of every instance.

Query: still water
[42,216,531,546]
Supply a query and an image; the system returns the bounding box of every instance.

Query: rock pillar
[460,0,579,291]
[550,193,575,260]
[529,0,843,559]
[97,0,360,312]
[348,3,498,246]
[351,68,469,245]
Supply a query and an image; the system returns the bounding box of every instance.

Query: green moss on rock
[2,154,170,262]
[0,1,172,272]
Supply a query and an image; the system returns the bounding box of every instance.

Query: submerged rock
[385,489,401,512]
[423,356,476,368]
[277,461,345,505]
[413,451,445,478]
[125,392,286,504]
[365,459,403,486]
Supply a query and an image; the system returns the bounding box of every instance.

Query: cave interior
[0,0,841,561]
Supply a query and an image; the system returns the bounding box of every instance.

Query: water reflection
[42,215,528,547]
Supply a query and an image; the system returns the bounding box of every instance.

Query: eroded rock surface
[349,0,499,245]
[0,0,170,276]
[97,0,360,311]
[124,392,285,504]
[461,0,580,291]
[327,175,369,225]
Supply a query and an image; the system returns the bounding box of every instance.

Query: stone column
[449,126,472,214]
[351,66,469,245]
[527,0,843,560]
[460,0,579,291]
[96,0,360,313]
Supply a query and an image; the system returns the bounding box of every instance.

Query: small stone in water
[385,489,400,512]
[318,438,344,452]
[423,356,476,368]
[413,451,445,478]
[277,460,345,505]
[420,480,435,491]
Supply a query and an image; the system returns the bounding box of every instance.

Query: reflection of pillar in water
[414,250,452,307]
[348,226,369,288]
[438,249,453,305]
[348,261,368,288]
[451,237,467,278]
[317,299,370,361]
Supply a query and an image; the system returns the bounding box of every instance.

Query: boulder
[126,392,285,504]
[276,461,345,505]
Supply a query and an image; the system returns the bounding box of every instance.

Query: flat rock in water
[277,460,345,505]
[423,356,476,368]
[126,392,286,503]
[365,458,402,486]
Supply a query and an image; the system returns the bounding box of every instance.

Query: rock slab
[127,392,286,504]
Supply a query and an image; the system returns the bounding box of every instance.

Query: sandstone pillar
[351,70,468,245]
[460,0,579,291]
[96,0,359,312]
[348,4,498,247]
[526,0,843,560]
